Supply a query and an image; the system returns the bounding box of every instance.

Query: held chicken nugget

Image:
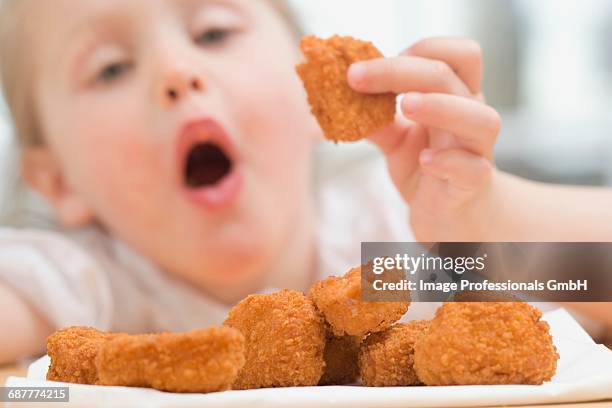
[414,302,559,385]
[224,289,326,389]
[296,35,396,142]
[96,326,245,393]
[359,320,430,387]
[47,326,123,384]
[309,266,410,337]
[319,334,361,385]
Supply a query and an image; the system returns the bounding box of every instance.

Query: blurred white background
[2,0,612,191]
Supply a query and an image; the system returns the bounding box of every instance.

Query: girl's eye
[195,28,230,46]
[97,62,131,83]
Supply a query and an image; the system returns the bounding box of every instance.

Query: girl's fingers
[401,92,501,160]
[348,56,471,97]
[368,118,428,202]
[367,115,423,155]
[419,148,493,191]
[403,37,483,94]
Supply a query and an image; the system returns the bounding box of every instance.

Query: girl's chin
[184,262,268,304]
[185,240,269,285]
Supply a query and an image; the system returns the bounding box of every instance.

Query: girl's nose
[160,67,205,107]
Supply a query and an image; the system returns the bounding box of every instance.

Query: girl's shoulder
[0,226,230,333]
[0,226,116,330]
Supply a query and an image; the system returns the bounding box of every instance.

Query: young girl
[0,0,610,365]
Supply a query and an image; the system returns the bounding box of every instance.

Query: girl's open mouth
[179,119,242,210]
[185,142,232,188]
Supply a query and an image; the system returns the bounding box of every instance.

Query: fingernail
[402,93,423,115]
[420,149,434,164]
[348,62,367,88]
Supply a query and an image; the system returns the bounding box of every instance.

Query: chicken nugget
[296,35,396,142]
[47,326,123,384]
[414,302,559,385]
[319,334,360,385]
[96,326,245,393]
[224,289,326,389]
[359,320,430,386]
[309,266,410,337]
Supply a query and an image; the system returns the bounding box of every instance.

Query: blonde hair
[0,0,44,147]
[0,0,302,226]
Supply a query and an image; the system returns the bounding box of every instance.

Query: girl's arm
[349,37,612,243]
[0,282,52,365]
[487,173,612,330]
[349,36,612,329]
[560,302,612,330]
[487,171,612,241]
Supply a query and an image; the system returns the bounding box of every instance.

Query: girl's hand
[347,37,501,242]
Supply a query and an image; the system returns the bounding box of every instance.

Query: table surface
[1,364,610,408]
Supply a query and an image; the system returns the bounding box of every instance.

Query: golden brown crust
[414,302,559,385]
[223,289,326,389]
[296,35,396,142]
[309,266,410,337]
[359,320,430,386]
[319,334,361,385]
[96,326,245,393]
[46,326,122,384]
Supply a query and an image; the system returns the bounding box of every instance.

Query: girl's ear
[21,148,94,227]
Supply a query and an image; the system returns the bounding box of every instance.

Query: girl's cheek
[96,135,161,187]
[67,109,162,197]
[77,135,167,232]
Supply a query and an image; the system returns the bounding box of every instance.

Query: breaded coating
[359,320,430,387]
[414,302,559,385]
[309,266,410,337]
[319,334,361,385]
[224,289,326,389]
[47,326,122,384]
[296,35,396,142]
[96,326,244,393]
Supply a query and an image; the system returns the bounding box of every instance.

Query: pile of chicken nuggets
[47,265,559,393]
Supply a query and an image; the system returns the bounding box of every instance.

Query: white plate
[6,309,612,408]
